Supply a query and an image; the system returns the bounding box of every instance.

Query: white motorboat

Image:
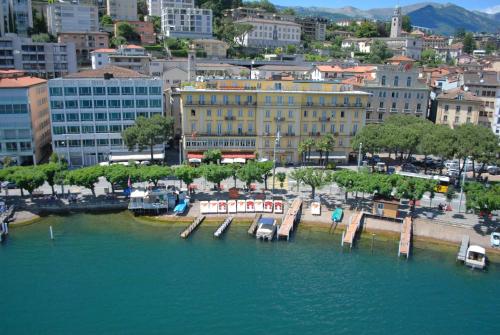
[465,245,486,270]
[256,217,277,241]
[491,232,500,248]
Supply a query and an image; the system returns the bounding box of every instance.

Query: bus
[396,171,450,193]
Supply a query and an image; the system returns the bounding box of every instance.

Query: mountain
[282,2,500,35]
[407,4,500,35]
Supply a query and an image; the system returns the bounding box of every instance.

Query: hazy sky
[272,0,499,11]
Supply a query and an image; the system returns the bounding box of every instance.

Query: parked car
[487,165,499,175]
[474,165,487,173]
[445,160,459,169]
[447,169,459,178]
[375,162,386,172]
[401,163,418,173]
[1,181,16,189]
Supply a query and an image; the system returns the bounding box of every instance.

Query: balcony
[403,109,412,113]
[319,117,331,122]
[309,132,321,137]
[377,108,386,113]
[390,108,398,113]
[284,133,296,137]
[224,116,236,121]
[365,107,374,112]
[415,109,424,114]
[274,116,286,122]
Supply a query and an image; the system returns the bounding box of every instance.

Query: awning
[308,155,347,160]
[109,153,164,162]
[130,190,146,198]
[188,158,202,163]
[233,158,246,163]
[187,153,203,159]
[221,158,234,164]
[223,153,255,159]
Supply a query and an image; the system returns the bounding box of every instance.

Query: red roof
[0,76,47,88]
[124,44,144,49]
[387,55,415,62]
[92,48,116,53]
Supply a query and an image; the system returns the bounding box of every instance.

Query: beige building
[436,88,487,128]
[107,0,137,21]
[191,39,229,58]
[234,18,301,49]
[58,32,109,65]
[179,79,370,164]
[0,70,51,165]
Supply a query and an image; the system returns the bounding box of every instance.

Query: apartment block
[148,0,194,16]
[296,17,327,42]
[114,20,156,45]
[0,34,77,79]
[435,88,487,128]
[180,79,369,164]
[46,2,99,35]
[107,0,137,21]
[0,70,51,165]
[161,6,212,39]
[48,66,164,167]
[1,0,33,36]
[58,31,109,65]
[235,18,301,49]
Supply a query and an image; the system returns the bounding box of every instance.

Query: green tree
[122,115,174,162]
[355,21,378,38]
[200,163,231,190]
[2,156,14,167]
[115,22,141,43]
[214,17,253,46]
[103,164,134,193]
[100,15,113,25]
[150,16,161,34]
[39,163,65,195]
[202,149,222,164]
[236,161,263,189]
[297,168,332,198]
[110,36,127,48]
[11,167,46,197]
[286,44,297,54]
[65,166,103,197]
[366,40,393,63]
[31,8,47,35]
[318,134,335,166]
[352,124,383,168]
[402,15,412,32]
[257,161,274,190]
[228,163,241,188]
[395,177,436,211]
[420,49,442,67]
[462,32,476,54]
[140,165,173,187]
[276,172,286,188]
[464,182,500,214]
[455,28,466,39]
[281,8,295,15]
[299,138,315,162]
[31,33,54,43]
[288,168,306,192]
[173,165,200,190]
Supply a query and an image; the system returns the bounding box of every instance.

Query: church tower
[390,6,402,38]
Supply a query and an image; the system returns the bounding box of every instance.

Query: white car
[491,232,500,248]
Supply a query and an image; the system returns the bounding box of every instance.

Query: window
[96,125,108,133]
[111,139,122,146]
[339,124,344,133]
[95,113,107,121]
[81,113,93,121]
[343,96,349,106]
[79,87,91,96]
[107,87,120,95]
[82,125,94,133]
[277,96,284,105]
[456,105,461,112]
[306,96,313,105]
[149,87,161,95]
[150,99,161,107]
[83,139,95,147]
[394,76,399,87]
[248,110,253,117]
[406,77,411,87]
[110,125,122,133]
[123,112,135,120]
[135,87,148,95]
[238,109,243,117]
[97,139,109,146]
[52,126,66,135]
[265,96,272,105]
[217,109,222,117]
[64,87,77,96]
[136,99,148,108]
[288,96,294,105]
[454,116,459,123]
[66,113,79,121]
[288,110,293,118]
[122,100,134,108]
[381,76,386,86]
[444,105,449,111]
[207,123,212,134]
[65,100,78,109]
[110,112,121,120]
[467,106,472,114]
[109,100,121,108]
[93,87,105,95]
[80,100,92,108]
[67,126,80,134]
[211,95,217,104]
[50,87,62,96]
[417,103,421,111]
[94,100,106,108]
[50,101,64,109]
[69,140,81,147]
[223,95,229,104]
[312,111,317,117]
[265,110,270,118]
[191,109,196,116]
[303,123,308,133]
[340,111,344,118]
[121,87,134,95]
[52,113,65,122]
[443,115,448,122]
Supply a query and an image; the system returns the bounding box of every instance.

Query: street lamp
[271,131,281,196]
[458,157,469,213]
[178,138,183,165]
[357,142,363,171]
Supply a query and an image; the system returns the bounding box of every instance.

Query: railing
[403,109,412,113]
[274,116,286,122]
[377,108,386,113]
[319,117,331,122]
[309,132,321,137]
[224,116,236,121]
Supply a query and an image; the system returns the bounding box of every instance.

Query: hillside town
[0,0,499,254]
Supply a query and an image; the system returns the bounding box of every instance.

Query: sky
[272,0,500,12]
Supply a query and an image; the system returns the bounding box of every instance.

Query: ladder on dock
[248,214,262,236]
[342,211,363,248]
[278,198,302,241]
[214,216,233,238]
[457,235,470,262]
[180,215,205,239]
[398,217,412,258]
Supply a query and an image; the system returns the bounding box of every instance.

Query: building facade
[107,45,151,75]
[149,0,194,16]
[48,66,164,167]
[296,17,327,41]
[90,48,116,69]
[180,79,370,164]
[390,6,402,38]
[58,31,109,65]
[0,34,77,79]
[1,0,33,36]
[114,20,156,45]
[46,2,99,35]
[107,0,137,21]
[191,39,229,58]
[0,70,50,165]
[235,18,301,49]
[435,88,487,129]
[354,64,430,124]
[161,6,212,39]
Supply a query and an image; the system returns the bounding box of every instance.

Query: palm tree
[320,134,336,166]
[302,138,315,162]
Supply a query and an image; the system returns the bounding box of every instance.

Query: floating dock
[457,235,470,262]
[398,216,413,258]
[342,211,363,248]
[214,216,233,238]
[247,214,262,236]
[180,215,205,239]
[278,198,302,240]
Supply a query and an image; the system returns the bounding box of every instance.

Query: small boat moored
[465,245,486,270]
[490,231,500,248]
[332,207,343,223]
[256,217,277,241]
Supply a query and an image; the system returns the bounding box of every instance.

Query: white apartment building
[235,18,301,49]
[354,64,430,124]
[91,48,116,69]
[46,2,99,35]
[91,45,151,75]
[48,66,164,167]
[161,6,212,39]
[148,0,194,16]
[107,0,137,21]
[0,33,77,78]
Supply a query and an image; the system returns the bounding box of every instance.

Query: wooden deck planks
[342,211,363,246]
[398,217,412,258]
[180,215,205,239]
[278,198,302,239]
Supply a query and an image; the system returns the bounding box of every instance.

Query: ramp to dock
[457,235,470,262]
[214,216,233,238]
[180,215,205,239]
[278,198,302,240]
[342,211,363,248]
[248,214,262,236]
[398,217,412,258]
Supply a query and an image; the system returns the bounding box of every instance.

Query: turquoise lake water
[0,212,498,334]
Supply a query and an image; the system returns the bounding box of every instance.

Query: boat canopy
[468,245,486,255]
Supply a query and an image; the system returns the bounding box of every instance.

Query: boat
[331,207,343,223]
[465,245,486,270]
[491,231,500,248]
[256,217,277,241]
[173,199,189,215]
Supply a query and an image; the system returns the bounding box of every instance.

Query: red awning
[187,153,256,159]
[187,153,203,159]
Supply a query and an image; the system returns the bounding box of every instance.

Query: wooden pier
[247,214,262,236]
[457,235,470,262]
[341,211,363,248]
[278,198,302,240]
[398,216,412,258]
[214,216,233,238]
[180,215,205,239]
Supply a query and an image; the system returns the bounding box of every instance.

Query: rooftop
[63,66,149,79]
[0,76,46,88]
[92,48,117,53]
[437,88,481,102]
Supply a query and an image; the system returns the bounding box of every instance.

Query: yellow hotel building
[180,79,370,164]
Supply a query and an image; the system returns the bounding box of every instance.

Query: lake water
[0,213,498,334]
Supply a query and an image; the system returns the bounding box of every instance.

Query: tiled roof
[92,48,117,53]
[123,44,144,49]
[64,65,149,79]
[0,76,47,88]
[316,65,376,73]
[437,88,481,102]
[387,55,415,62]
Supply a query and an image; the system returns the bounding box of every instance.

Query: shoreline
[9,209,500,262]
